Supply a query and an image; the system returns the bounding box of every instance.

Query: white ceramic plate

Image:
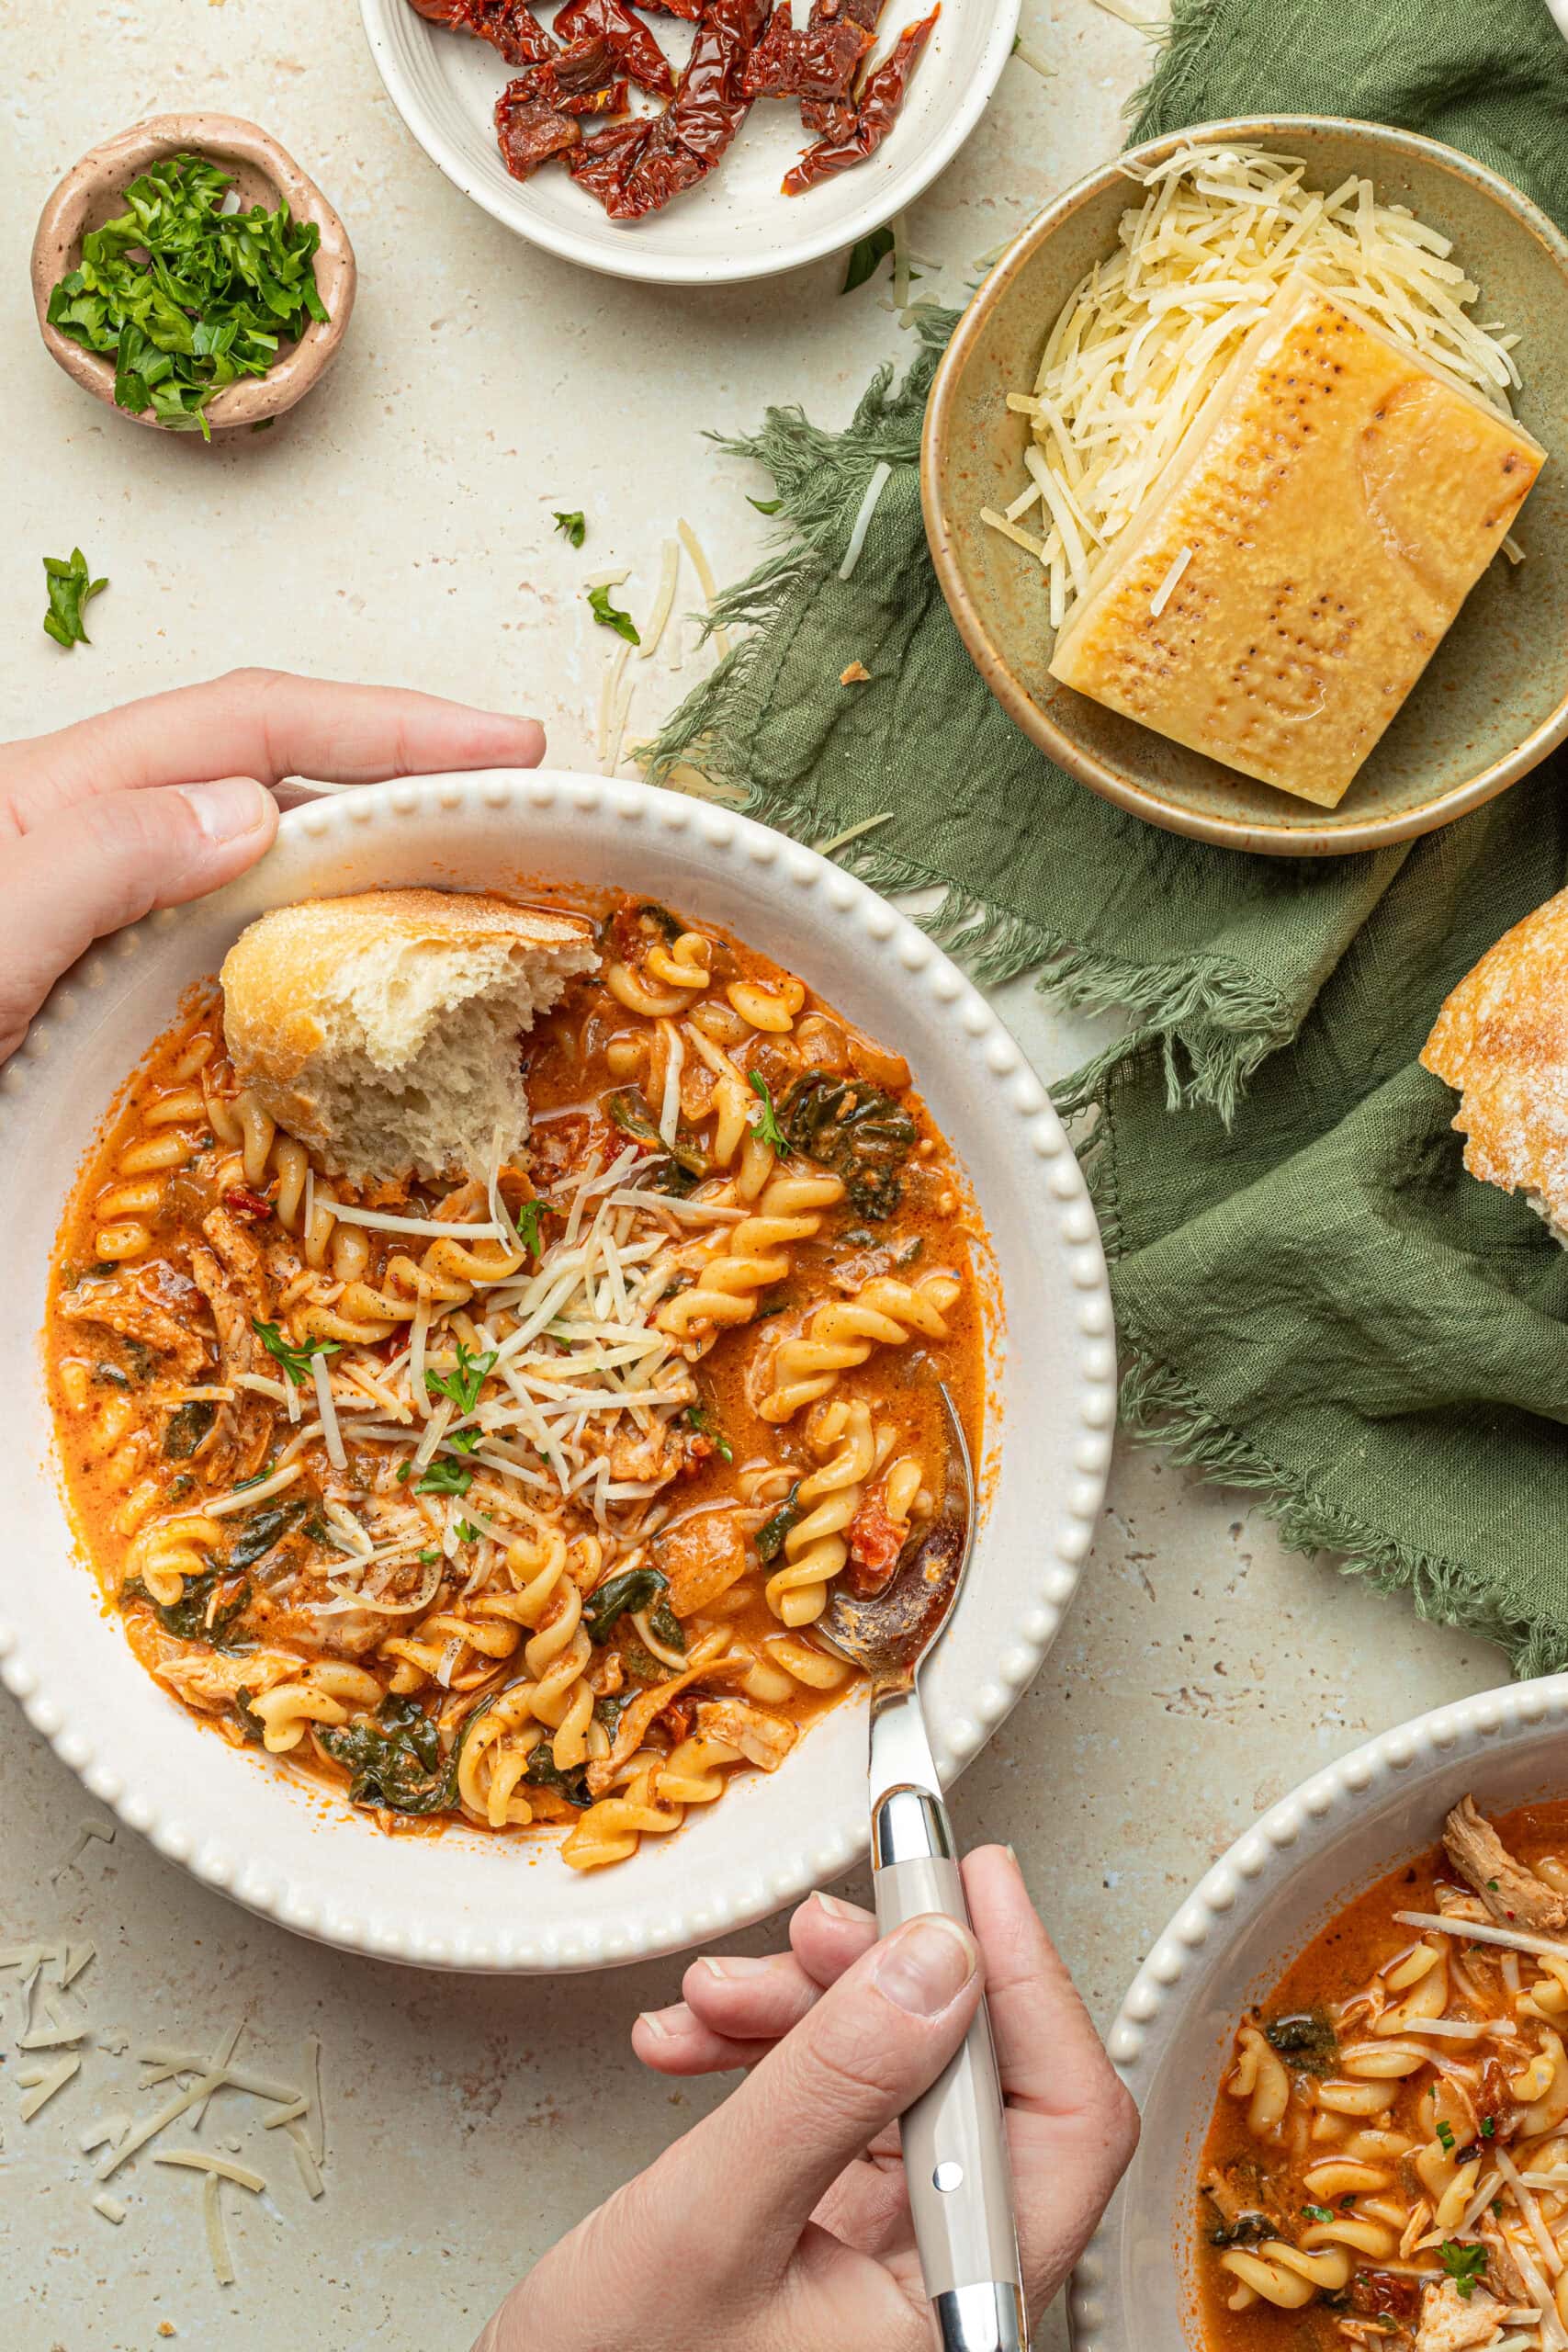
[358,0,1019,286]
[0,771,1111,1973]
[1069,1675,1568,2350]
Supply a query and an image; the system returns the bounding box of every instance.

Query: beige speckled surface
[1,6,1507,2346]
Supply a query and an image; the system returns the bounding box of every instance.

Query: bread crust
[1421,887,1568,1230]
[220,888,597,1177]
[220,888,592,1094]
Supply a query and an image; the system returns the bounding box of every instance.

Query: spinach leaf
[592,1691,632,1739]
[227,1497,310,1571]
[777,1069,918,1220]
[608,1091,707,1184]
[581,1565,683,1648]
[232,1686,267,1744]
[1262,2009,1339,2074]
[164,1400,216,1460]
[135,1566,251,1649]
[756,1483,803,1564]
[841,225,895,293]
[318,1693,450,1815]
[522,1744,591,1809]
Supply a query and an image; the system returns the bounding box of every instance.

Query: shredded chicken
[694,1697,796,1771]
[138,1635,294,1714]
[1415,2281,1502,2352]
[1445,1796,1568,1933]
[201,1204,269,1301]
[186,1245,272,1481]
[58,1281,208,1380]
[1478,2223,1533,2308]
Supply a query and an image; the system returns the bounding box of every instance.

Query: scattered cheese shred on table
[985,141,1529,628]
[676,520,731,659]
[18,2052,81,2120]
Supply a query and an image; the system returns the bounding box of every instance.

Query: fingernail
[699,1955,774,1982]
[1002,1843,1020,1869]
[176,777,272,844]
[813,1891,860,1921]
[874,1917,976,2017]
[637,2001,692,2041]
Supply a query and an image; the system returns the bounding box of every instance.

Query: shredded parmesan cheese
[638,537,681,661]
[986,142,1528,626]
[676,519,731,658]
[1395,1911,1568,1964]
[205,1461,303,1518]
[839,461,893,582]
[1149,543,1192,616]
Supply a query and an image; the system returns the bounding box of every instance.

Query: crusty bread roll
[1420,888,1568,1243]
[220,888,598,1187]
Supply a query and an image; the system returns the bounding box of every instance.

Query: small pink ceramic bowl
[31,112,356,435]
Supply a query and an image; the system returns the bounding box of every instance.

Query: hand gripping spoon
[823,1385,1025,2352]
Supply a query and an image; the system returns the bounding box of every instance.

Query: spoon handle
[873,1780,1026,2350]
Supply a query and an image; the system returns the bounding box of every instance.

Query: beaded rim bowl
[1068,1673,1568,2349]
[0,771,1113,1973]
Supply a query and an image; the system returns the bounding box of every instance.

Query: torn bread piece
[1048,275,1544,808]
[220,888,598,1187]
[1421,888,1568,1242]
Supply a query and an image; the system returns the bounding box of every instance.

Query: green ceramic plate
[922,117,1568,857]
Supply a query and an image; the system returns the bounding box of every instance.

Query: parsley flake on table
[46,152,328,441]
[41,548,108,650]
[553,510,586,548]
[587,582,640,645]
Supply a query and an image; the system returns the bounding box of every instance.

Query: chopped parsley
[423,1340,495,1416]
[553,509,586,548]
[748,1070,788,1156]
[454,1520,482,1544]
[42,548,108,650]
[747,495,782,515]
[1300,2204,1333,2225]
[1438,2242,1488,2300]
[46,153,328,438]
[252,1318,342,1388]
[413,1460,473,1498]
[1436,2120,1456,2154]
[1481,2116,1496,2138]
[418,1547,440,1566]
[587,582,639,645]
[514,1197,544,1258]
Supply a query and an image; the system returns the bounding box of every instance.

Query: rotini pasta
[48,888,984,1871]
[1201,1793,1568,2349]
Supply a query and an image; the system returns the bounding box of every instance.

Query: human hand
[476,1847,1138,2352]
[0,667,546,1061]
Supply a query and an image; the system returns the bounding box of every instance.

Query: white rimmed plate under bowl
[358,0,1019,287]
[0,770,1112,1973]
[1069,1675,1568,2350]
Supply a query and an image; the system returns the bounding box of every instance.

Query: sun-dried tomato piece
[798,0,885,130]
[637,0,705,19]
[408,0,558,66]
[567,115,657,207]
[845,1491,905,1594]
[556,0,676,93]
[540,33,631,110]
[608,0,765,214]
[495,79,583,177]
[783,4,937,193]
[741,8,870,99]
[221,1187,274,1224]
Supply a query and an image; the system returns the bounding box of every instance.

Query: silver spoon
[824,1385,1025,2352]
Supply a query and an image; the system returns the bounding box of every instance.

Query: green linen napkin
[648,0,1568,1671]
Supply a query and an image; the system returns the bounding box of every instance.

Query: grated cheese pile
[246,1140,742,1641]
[983,142,1526,629]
